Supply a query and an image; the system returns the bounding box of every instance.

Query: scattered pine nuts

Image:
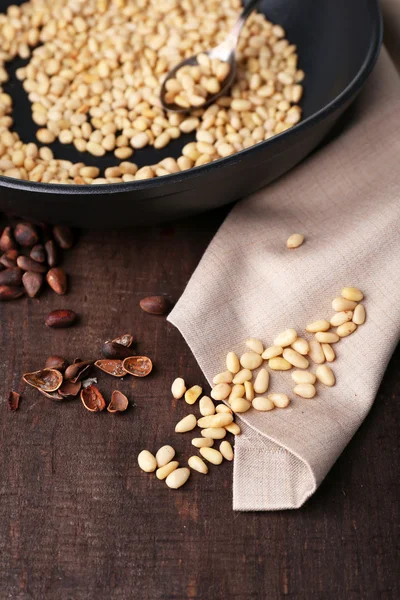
[155,445,176,467]
[220,441,234,461]
[166,468,190,489]
[316,365,335,386]
[337,322,357,337]
[171,377,186,399]
[200,447,223,465]
[185,385,202,405]
[240,352,263,370]
[321,343,336,362]
[252,397,275,411]
[306,320,330,333]
[268,393,290,408]
[224,422,241,435]
[138,450,157,473]
[315,332,340,344]
[215,404,233,414]
[244,381,255,401]
[253,368,269,394]
[332,297,358,312]
[353,304,366,325]
[268,357,292,371]
[229,384,245,400]
[245,338,264,354]
[156,461,179,480]
[341,287,363,302]
[282,348,309,369]
[226,352,240,374]
[201,427,227,439]
[199,396,215,416]
[232,369,253,384]
[291,338,309,355]
[212,370,233,384]
[188,456,208,474]
[262,345,283,359]
[287,233,304,249]
[197,414,233,428]
[273,329,297,347]
[230,398,251,413]
[175,414,197,433]
[291,370,316,385]
[308,339,325,364]
[330,311,353,327]
[192,437,214,448]
[293,383,316,399]
[211,383,231,401]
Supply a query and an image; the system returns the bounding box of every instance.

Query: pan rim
[0,0,383,197]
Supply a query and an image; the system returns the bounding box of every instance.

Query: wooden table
[0,209,398,599]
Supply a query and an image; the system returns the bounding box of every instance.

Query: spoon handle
[231,0,260,41]
[211,0,260,61]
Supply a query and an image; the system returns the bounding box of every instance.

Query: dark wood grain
[0,209,398,600]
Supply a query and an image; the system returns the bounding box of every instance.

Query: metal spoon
[160,0,260,113]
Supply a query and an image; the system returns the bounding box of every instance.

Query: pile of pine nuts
[138,378,237,489]
[0,0,303,184]
[210,286,366,410]
[139,287,365,490]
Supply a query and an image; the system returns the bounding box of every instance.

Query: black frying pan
[0,0,382,228]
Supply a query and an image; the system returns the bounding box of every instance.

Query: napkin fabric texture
[168,39,400,510]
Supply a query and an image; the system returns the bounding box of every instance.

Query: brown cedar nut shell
[122,356,152,377]
[107,390,129,413]
[94,359,126,377]
[23,368,63,392]
[81,385,106,412]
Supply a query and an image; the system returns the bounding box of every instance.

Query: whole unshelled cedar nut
[14,222,39,247]
[46,267,67,295]
[22,271,44,298]
[0,285,24,301]
[139,295,170,315]
[45,309,77,328]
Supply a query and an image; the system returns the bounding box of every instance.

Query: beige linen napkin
[168,45,400,510]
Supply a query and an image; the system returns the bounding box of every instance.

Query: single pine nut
[321,343,336,362]
[337,322,357,337]
[332,297,357,311]
[166,467,190,489]
[330,311,353,327]
[156,461,179,480]
[197,414,233,428]
[293,383,316,399]
[155,445,175,467]
[274,329,297,347]
[212,370,233,384]
[244,381,255,401]
[199,396,215,416]
[138,450,157,472]
[262,345,283,359]
[282,348,309,369]
[211,383,231,401]
[291,370,316,384]
[215,404,232,414]
[268,393,290,408]
[291,338,309,355]
[286,233,304,248]
[230,398,251,413]
[225,422,241,435]
[192,437,214,448]
[226,351,240,374]
[185,385,202,405]
[306,320,330,333]
[252,397,275,411]
[308,340,325,364]
[315,332,340,344]
[200,447,223,465]
[240,352,263,370]
[253,368,269,394]
[201,427,226,439]
[229,384,245,400]
[232,369,252,384]
[188,455,208,474]
[245,338,264,354]
[316,365,335,386]
[268,357,292,371]
[175,414,197,433]
[220,441,234,461]
[353,304,366,325]
[341,287,363,302]
[171,377,186,399]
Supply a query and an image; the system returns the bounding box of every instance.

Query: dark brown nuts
[14,222,39,247]
[53,225,74,249]
[45,309,77,328]
[140,295,170,315]
[44,240,58,267]
[23,368,63,392]
[45,355,69,372]
[0,249,18,268]
[95,359,126,377]
[0,285,24,301]
[30,244,46,263]
[58,381,82,398]
[46,267,67,295]
[81,385,106,412]
[107,390,129,413]
[112,334,133,347]
[0,267,23,286]
[64,360,93,382]
[22,271,44,298]
[122,356,153,377]
[8,391,20,411]
[0,226,16,252]
[102,341,132,360]
[17,255,47,273]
